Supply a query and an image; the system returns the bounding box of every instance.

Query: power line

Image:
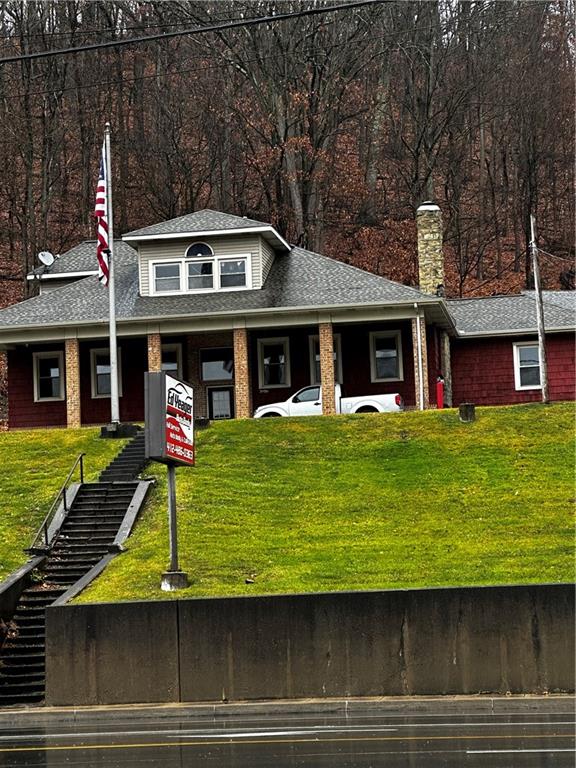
[536,247,574,263]
[0,1,385,65]
[2,28,406,102]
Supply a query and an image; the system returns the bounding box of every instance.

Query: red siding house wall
[8,345,67,429]
[451,333,575,406]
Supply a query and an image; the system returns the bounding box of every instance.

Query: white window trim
[161,343,183,378]
[257,337,291,389]
[369,330,404,383]
[32,350,65,402]
[308,334,343,384]
[149,253,252,296]
[513,341,542,391]
[90,347,123,399]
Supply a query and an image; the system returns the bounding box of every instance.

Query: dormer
[121,209,291,298]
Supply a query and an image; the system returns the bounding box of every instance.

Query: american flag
[94,142,110,287]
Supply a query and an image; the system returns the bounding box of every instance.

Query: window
[33,351,64,402]
[161,344,182,378]
[153,262,181,293]
[90,348,122,398]
[220,259,246,288]
[187,261,213,290]
[309,334,342,384]
[294,386,320,403]
[258,338,290,388]
[150,246,251,295]
[513,342,541,390]
[200,348,234,381]
[185,243,213,259]
[370,331,403,382]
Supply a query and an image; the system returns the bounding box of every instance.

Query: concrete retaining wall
[45,583,575,706]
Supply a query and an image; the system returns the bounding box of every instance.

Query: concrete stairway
[0,434,148,706]
[99,430,146,482]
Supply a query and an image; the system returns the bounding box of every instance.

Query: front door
[208,386,235,420]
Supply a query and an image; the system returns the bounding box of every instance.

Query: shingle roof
[0,246,436,330]
[123,209,273,239]
[448,292,575,336]
[30,240,137,277]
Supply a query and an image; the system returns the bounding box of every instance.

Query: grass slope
[0,429,127,581]
[77,403,575,604]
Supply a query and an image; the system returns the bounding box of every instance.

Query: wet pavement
[0,700,574,766]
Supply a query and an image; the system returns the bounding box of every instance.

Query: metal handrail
[27,453,85,553]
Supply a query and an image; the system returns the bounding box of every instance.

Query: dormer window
[220,259,246,288]
[188,261,213,290]
[150,243,251,295]
[186,243,213,259]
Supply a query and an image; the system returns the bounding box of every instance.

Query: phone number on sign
[167,444,194,461]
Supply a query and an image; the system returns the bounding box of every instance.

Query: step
[47,557,100,568]
[0,670,44,683]
[53,535,115,544]
[0,693,44,705]
[0,679,45,695]
[64,512,127,521]
[51,547,108,556]
[2,645,45,669]
[19,595,59,606]
[0,661,45,675]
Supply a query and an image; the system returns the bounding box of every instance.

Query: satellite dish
[38,251,55,267]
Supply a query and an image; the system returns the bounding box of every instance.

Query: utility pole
[530,214,549,403]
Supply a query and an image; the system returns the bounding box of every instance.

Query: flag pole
[104,122,120,424]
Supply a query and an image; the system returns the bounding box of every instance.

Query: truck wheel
[355,406,378,413]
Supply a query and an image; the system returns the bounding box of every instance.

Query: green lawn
[76,402,575,603]
[0,429,127,581]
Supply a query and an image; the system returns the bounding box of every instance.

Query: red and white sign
[164,375,194,465]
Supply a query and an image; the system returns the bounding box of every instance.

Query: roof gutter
[26,270,97,281]
[122,225,291,252]
[456,326,575,339]
[0,297,445,336]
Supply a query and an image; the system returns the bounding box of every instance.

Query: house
[449,292,575,406]
[0,206,572,429]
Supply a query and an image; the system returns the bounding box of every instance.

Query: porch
[7,316,451,429]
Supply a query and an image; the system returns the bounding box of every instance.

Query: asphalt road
[0,702,574,767]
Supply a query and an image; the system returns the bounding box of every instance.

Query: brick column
[65,338,81,428]
[147,332,162,372]
[411,317,429,410]
[440,330,453,407]
[233,328,252,419]
[318,321,336,415]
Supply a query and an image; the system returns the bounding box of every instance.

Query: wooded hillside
[0,0,573,307]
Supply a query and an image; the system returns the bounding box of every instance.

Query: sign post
[145,372,194,591]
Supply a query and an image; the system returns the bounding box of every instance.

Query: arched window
[185,242,213,259]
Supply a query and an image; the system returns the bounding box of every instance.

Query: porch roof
[0,245,448,335]
[448,292,575,337]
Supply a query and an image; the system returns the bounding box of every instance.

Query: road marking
[0,732,573,753]
[0,725,399,742]
[1,720,572,742]
[467,748,576,754]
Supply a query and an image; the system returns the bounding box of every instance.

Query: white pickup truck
[253,383,403,418]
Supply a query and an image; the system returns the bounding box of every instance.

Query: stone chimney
[417,202,444,295]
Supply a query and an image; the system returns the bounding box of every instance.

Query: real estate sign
[145,372,195,466]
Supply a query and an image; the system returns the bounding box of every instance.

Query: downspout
[415,303,424,411]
